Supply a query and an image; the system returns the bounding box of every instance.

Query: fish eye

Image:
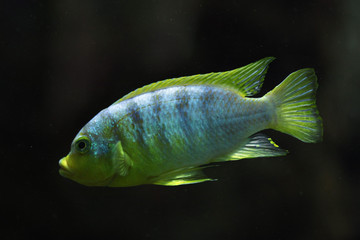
[75,137,91,153]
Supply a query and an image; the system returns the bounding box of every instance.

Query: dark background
[3,0,360,239]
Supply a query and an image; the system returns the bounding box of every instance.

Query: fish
[59,57,323,187]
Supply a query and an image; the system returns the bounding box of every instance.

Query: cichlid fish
[59,57,323,187]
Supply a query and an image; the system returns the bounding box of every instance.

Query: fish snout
[59,156,72,177]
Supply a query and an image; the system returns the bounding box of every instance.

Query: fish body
[59,57,323,187]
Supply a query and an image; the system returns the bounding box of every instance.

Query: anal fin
[225,133,288,161]
[152,166,215,186]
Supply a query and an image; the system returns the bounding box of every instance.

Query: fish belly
[110,85,272,175]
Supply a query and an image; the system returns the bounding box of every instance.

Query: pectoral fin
[152,166,215,186]
[112,141,132,176]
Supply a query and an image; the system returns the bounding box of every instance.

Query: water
[4,1,359,239]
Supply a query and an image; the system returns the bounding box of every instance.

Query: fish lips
[59,156,73,178]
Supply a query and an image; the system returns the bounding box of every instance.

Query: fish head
[59,113,118,186]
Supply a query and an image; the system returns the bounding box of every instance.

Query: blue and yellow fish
[59,57,323,186]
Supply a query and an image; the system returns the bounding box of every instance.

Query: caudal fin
[264,69,323,143]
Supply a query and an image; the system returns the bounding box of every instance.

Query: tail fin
[264,69,323,143]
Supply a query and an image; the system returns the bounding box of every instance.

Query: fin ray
[264,69,323,143]
[217,133,288,161]
[151,166,215,186]
[112,141,132,176]
[112,57,275,105]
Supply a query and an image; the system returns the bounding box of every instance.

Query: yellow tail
[264,69,323,143]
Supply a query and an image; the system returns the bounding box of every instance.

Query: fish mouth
[59,157,73,178]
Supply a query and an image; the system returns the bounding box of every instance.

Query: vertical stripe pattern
[108,85,272,175]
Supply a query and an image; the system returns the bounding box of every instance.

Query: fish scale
[110,85,272,175]
[59,57,322,186]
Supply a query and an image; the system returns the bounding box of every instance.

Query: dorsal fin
[112,57,275,105]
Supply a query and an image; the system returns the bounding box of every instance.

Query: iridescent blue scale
[107,85,271,173]
[59,57,322,187]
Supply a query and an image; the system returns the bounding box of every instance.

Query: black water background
[3,1,360,239]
